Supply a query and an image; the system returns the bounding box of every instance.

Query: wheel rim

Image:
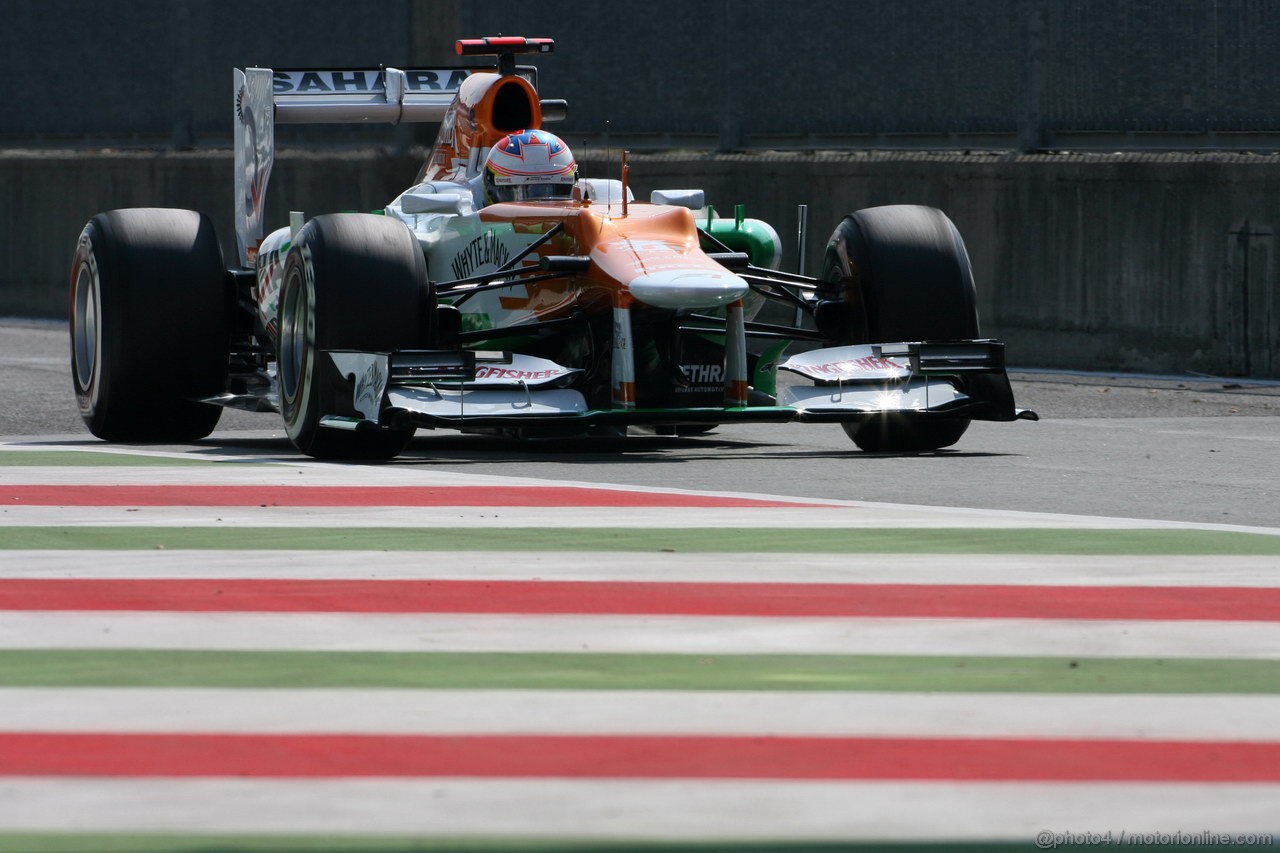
[72,261,99,390]
[278,268,307,410]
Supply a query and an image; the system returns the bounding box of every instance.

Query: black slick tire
[277,213,429,460]
[69,208,229,442]
[821,204,979,452]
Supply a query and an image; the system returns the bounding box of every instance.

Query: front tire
[277,214,428,460]
[69,208,229,442]
[821,205,978,452]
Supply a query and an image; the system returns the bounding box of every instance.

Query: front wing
[313,342,1037,435]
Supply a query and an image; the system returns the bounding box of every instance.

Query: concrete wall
[0,149,422,315]
[646,151,1280,378]
[4,150,1277,378]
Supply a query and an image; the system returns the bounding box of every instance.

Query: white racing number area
[1,439,1279,850]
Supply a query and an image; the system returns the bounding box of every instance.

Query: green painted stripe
[4,526,1280,554]
[0,835,1246,853]
[2,650,1277,693]
[0,450,227,467]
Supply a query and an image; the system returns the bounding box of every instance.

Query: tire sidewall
[70,222,108,423]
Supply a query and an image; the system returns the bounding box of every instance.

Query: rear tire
[277,214,428,460]
[69,208,229,442]
[820,205,978,452]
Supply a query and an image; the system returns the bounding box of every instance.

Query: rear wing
[233,38,557,268]
[233,66,485,266]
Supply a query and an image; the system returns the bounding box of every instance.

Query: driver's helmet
[483,129,577,204]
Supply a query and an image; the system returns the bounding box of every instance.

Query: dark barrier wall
[4,1,1278,376]
[4,150,1276,378]
[4,1,1280,147]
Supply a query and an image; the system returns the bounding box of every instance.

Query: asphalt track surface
[3,317,1278,527]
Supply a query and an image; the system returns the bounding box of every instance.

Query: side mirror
[540,99,569,123]
[574,179,634,204]
[650,189,705,210]
[400,192,473,215]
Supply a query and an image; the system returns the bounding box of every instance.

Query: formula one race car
[70,36,1035,459]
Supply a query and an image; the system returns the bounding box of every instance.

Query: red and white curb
[2,439,1279,844]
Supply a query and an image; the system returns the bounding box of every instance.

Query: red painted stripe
[2,579,1276,620]
[1,733,1276,781]
[1,484,821,509]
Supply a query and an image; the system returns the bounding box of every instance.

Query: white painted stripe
[0,778,1277,839]
[4,457,1279,535]
[5,550,1279,586]
[4,688,1280,740]
[2,460,846,498]
[0,459,579,489]
[4,612,1278,658]
[6,504,1266,530]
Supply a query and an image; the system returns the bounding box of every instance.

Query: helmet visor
[514,181,574,201]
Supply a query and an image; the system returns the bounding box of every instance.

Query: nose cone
[628,269,750,309]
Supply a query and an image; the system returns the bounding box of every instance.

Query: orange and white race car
[70,36,1035,459]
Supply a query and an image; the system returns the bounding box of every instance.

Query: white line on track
[1,778,1277,839]
[5,454,1279,535]
[4,612,1279,658]
[4,688,1280,741]
[10,503,1276,530]
[4,550,1279,586]
[0,464,840,499]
